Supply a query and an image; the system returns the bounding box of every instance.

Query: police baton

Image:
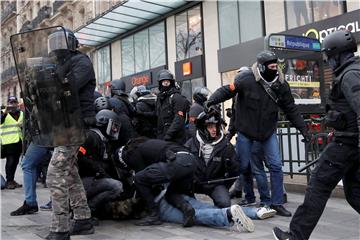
[298,157,319,173]
[200,176,239,185]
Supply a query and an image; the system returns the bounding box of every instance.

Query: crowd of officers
[2,29,360,240]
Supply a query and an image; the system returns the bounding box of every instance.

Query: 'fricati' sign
[285,9,360,43]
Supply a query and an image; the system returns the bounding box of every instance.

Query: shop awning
[74,0,189,47]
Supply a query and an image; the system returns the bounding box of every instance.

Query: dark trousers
[4,142,22,181]
[134,153,195,212]
[82,177,123,211]
[290,141,360,240]
[194,184,231,208]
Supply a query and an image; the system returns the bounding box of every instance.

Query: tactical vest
[0,111,24,145]
[326,64,360,133]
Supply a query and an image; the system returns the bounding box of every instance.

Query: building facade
[1,0,360,116]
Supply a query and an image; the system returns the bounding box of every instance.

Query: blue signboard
[268,34,321,52]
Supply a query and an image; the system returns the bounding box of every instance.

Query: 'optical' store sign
[286,9,360,43]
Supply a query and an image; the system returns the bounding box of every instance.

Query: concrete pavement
[1,164,360,240]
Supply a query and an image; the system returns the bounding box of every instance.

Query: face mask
[260,67,278,82]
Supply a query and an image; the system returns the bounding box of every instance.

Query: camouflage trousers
[46,146,91,232]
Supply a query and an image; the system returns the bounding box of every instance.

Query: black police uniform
[121,139,195,218]
[185,134,239,207]
[156,88,190,144]
[133,94,157,138]
[288,56,360,240]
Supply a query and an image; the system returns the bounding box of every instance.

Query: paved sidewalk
[1,165,360,240]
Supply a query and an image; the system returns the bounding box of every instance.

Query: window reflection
[313,0,343,21]
[175,6,203,61]
[96,45,111,93]
[286,0,312,29]
[121,22,165,77]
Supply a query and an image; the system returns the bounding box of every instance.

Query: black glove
[83,116,96,127]
[203,101,213,113]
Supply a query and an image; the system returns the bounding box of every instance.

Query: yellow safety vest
[0,111,24,145]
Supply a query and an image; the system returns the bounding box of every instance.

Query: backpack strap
[89,128,108,160]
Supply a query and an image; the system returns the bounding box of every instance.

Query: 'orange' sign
[183,62,192,76]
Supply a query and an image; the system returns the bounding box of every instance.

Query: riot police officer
[273,30,360,240]
[44,29,95,240]
[77,109,133,218]
[117,138,196,226]
[130,85,157,138]
[94,96,137,147]
[109,79,135,117]
[205,50,308,217]
[188,87,211,139]
[156,69,190,144]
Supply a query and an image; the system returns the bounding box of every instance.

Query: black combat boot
[69,218,95,235]
[179,202,195,227]
[135,209,163,226]
[45,231,70,240]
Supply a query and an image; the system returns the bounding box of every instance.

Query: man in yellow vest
[1,96,23,189]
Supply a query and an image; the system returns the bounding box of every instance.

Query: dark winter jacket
[208,63,306,141]
[123,139,188,173]
[133,94,157,138]
[156,88,190,144]
[68,51,96,119]
[184,132,239,190]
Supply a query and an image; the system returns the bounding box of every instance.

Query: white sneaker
[230,204,255,232]
[256,206,277,219]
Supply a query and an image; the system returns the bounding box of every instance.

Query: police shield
[10,26,85,147]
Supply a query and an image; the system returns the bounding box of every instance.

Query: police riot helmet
[130,85,151,101]
[193,87,211,105]
[94,96,110,113]
[195,108,222,142]
[322,30,357,58]
[47,27,79,53]
[256,50,278,81]
[95,109,121,140]
[110,79,126,97]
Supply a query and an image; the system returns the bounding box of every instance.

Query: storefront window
[175,6,203,61]
[149,22,166,68]
[122,21,165,77]
[285,0,345,29]
[218,1,264,49]
[239,0,263,43]
[286,0,312,29]
[180,78,204,102]
[96,45,111,92]
[134,29,150,72]
[312,0,344,21]
[218,1,239,48]
[122,36,135,76]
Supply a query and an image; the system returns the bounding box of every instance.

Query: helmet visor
[106,118,121,140]
[48,31,68,53]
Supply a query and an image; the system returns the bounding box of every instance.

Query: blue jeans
[21,143,52,206]
[236,132,284,205]
[159,195,258,227]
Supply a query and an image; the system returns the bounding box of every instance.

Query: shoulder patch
[79,146,86,155]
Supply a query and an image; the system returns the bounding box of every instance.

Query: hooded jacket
[184,131,239,189]
[208,63,306,141]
